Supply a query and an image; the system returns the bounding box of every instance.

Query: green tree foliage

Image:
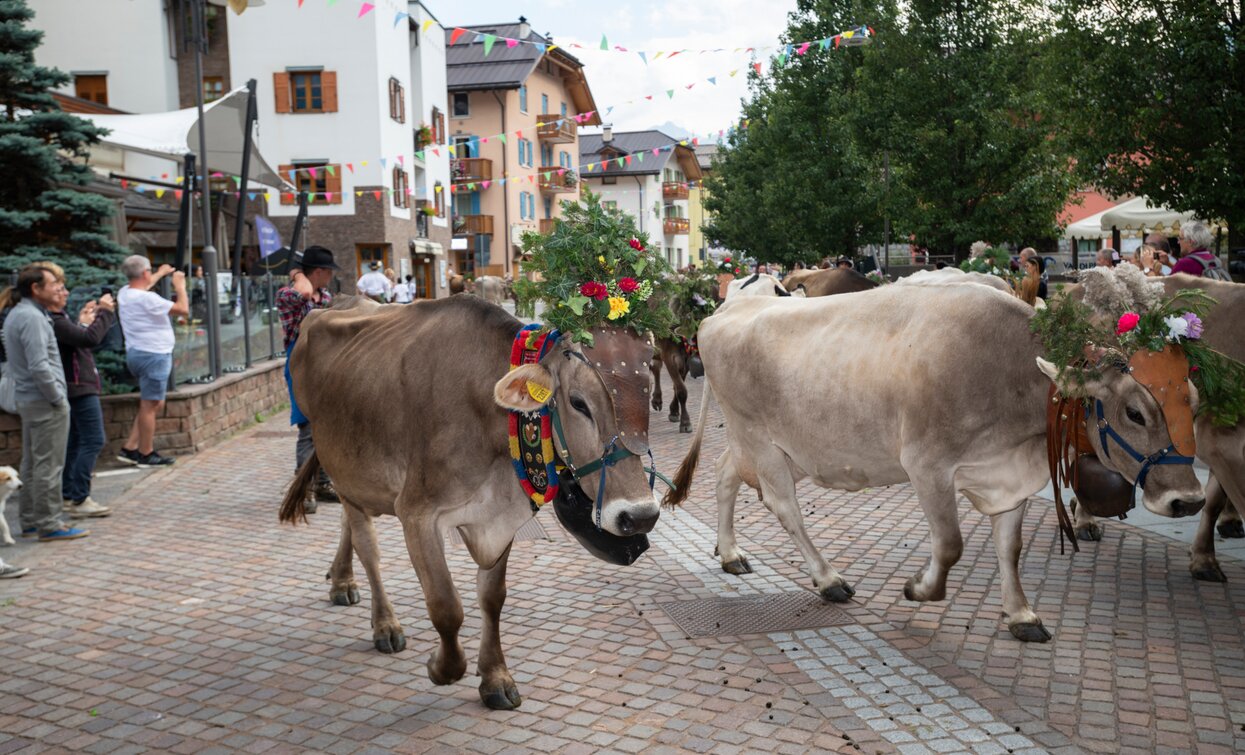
[1046,0,1245,247]
[708,0,1076,263]
[0,0,127,287]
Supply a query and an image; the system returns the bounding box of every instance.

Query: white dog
[0,466,22,545]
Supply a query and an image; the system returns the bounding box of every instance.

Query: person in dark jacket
[45,262,114,519]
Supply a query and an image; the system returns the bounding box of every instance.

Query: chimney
[518,16,530,40]
[602,124,613,144]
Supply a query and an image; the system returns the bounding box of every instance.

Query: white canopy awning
[1099,196,1200,234]
[79,87,289,190]
[1064,205,1114,239]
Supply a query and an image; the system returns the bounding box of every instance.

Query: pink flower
[1116,312,1140,335]
[629,238,644,251]
[1182,312,1204,339]
[580,281,608,301]
[618,277,639,293]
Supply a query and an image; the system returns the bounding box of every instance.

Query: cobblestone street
[2,376,1245,755]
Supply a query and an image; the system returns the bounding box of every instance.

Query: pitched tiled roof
[694,143,718,170]
[445,23,581,91]
[579,130,679,176]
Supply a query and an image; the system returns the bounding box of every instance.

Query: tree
[0,0,127,287]
[1047,0,1245,248]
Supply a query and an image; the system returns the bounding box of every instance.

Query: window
[560,151,571,169]
[602,176,617,185]
[74,74,108,105]
[603,200,618,210]
[388,77,405,123]
[519,85,527,113]
[275,70,338,113]
[541,93,548,114]
[203,76,224,103]
[541,143,552,167]
[393,167,409,208]
[452,91,470,117]
[356,245,390,279]
[543,196,552,219]
[518,139,533,168]
[278,161,343,205]
[431,106,446,145]
[434,181,445,217]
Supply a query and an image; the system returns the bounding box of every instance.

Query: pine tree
[0,0,128,288]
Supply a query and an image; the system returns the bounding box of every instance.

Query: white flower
[1163,314,1189,341]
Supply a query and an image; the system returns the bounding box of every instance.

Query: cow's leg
[343,504,406,653]
[475,542,521,710]
[650,354,664,411]
[902,478,963,604]
[668,361,690,433]
[1072,498,1104,542]
[990,502,1050,642]
[400,516,467,685]
[1217,493,1244,539]
[756,455,853,602]
[715,449,752,575]
[326,506,361,606]
[1191,476,1230,582]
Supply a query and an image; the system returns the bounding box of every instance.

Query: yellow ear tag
[526,381,552,403]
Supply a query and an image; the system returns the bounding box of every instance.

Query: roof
[445,22,581,91]
[579,130,679,176]
[52,92,127,115]
[694,143,718,171]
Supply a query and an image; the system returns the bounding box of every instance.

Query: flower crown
[1033,265,1245,426]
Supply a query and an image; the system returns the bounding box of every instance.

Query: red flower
[618,277,639,293]
[629,237,644,251]
[724,256,731,262]
[1116,312,1140,335]
[580,281,608,300]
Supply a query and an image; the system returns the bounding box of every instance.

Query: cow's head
[1037,351,1204,518]
[494,330,661,562]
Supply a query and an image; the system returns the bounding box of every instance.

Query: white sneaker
[65,497,112,519]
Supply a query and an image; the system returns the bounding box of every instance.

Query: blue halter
[1091,400,1196,492]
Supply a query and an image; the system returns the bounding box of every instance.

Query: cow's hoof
[721,558,753,575]
[679,423,692,433]
[427,649,467,685]
[304,499,318,515]
[480,678,522,710]
[373,625,407,654]
[1008,621,1052,643]
[1076,522,1103,542]
[330,586,360,606]
[819,582,855,603]
[1217,520,1245,539]
[1191,562,1228,583]
[651,399,662,411]
[902,577,945,602]
[668,413,679,423]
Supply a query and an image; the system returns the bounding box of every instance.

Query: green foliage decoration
[664,265,718,341]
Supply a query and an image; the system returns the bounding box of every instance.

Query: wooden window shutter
[278,164,295,204]
[273,72,292,113]
[322,71,338,112]
[326,164,342,204]
[398,85,405,124]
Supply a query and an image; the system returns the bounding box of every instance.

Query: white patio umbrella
[1099,196,1201,235]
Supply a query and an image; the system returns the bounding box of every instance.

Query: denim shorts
[127,349,172,401]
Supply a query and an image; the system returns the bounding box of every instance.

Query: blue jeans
[63,394,105,502]
[127,349,172,401]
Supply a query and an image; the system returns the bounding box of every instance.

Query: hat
[369,260,382,271]
[294,245,339,271]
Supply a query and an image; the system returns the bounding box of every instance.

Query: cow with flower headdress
[278,193,674,710]
[664,264,1242,642]
[649,265,718,433]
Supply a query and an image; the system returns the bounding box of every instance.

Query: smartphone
[100,286,113,296]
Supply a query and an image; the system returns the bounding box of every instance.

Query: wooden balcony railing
[663,181,689,200]
[539,218,557,235]
[453,214,494,236]
[451,158,493,189]
[538,168,577,193]
[537,115,576,143]
[664,217,690,235]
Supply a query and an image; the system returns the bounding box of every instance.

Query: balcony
[664,217,690,236]
[538,168,577,193]
[663,181,689,200]
[453,214,494,236]
[451,158,493,190]
[537,115,576,143]
[539,218,557,235]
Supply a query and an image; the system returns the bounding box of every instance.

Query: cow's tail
[663,382,713,508]
[279,452,320,525]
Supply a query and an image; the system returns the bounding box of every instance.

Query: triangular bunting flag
[380,158,387,169]
[645,95,653,100]
[174,190,182,200]
[355,191,363,197]
[666,89,674,99]
[432,148,440,157]
[599,34,608,50]
[729,69,738,77]
[346,163,354,173]
[686,83,695,89]
[392,11,407,28]
[543,171,551,181]
[797,42,811,55]
[374,190,382,200]
[414,151,424,160]
[481,180,491,189]
[638,51,647,65]
[422,19,433,33]
[668,51,681,59]
[708,76,716,85]
[532,42,546,54]
[357,3,374,19]
[248,192,256,200]
[624,156,632,165]
[397,154,404,166]
[652,148,660,156]
[498,134,507,144]
[263,192,271,201]
[325,191,334,201]
[615,157,624,168]
[753,62,762,75]
[506,38,519,48]
[120,179,128,189]
[309,167,318,179]
[449,27,467,45]
[637,153,643,162]
[482,34,496,56]
[326,165,336,176]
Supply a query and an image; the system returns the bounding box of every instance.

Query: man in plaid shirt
[278,246,339,510]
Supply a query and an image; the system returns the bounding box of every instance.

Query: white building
[579,129,703,269]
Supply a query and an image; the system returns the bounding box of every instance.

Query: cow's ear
[494,363,555,412]
[1036,357,1106,398]
[774,284,790,297]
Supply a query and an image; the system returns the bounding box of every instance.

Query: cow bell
[688,354,705,379]
[552,482,650,566]
[1071,453,1135,519]
[582,326,655,455]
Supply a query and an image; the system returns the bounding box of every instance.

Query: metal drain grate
[656,591,854,638]
[446,517,548,546]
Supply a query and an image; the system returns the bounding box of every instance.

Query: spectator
[835,257,853,270]
[1,265,87,541]
[280,246,340,510]
[41,262,114,519]
[357,261,391,303]
[1096,247,1119,267]
[1015,256,1041,306]
[116,255,188,467]
[1172,221,1230,279]
[1018,248,1047,299]
[394,274,414,304]
[754,263,770,276]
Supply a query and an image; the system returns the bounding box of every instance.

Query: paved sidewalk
[1,377,1244,754]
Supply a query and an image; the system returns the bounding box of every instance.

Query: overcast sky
[423,0,799,140]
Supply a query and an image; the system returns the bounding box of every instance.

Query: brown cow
[790,267,878,297]
[280,296,661,709]
[651,337,701,433]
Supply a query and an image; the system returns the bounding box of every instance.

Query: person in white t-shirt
[116,255,189,467]
[393,275,414,304]
[356,262,391,303]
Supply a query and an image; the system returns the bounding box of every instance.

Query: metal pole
[174,154,195,271]
[231,80,258,370]
[882,150,891,275]
[266,272,276,359]
[192,0,221,380]
[290,191,309,251]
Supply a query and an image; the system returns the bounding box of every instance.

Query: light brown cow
[666,284,1205,642]
[280,296,661,709]
[785,267,879,297]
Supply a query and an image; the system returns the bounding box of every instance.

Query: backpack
[1190,252,1232,281]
